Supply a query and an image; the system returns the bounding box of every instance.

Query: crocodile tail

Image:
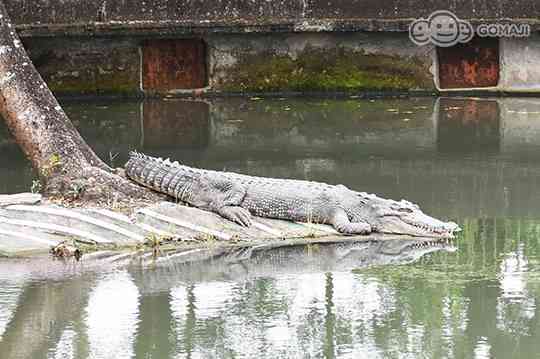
[129,150,140,159]
[128,150,148,161]
[125,151,152,186]
[125,151,154,181]
[125,152,162,192]
[125,152,189,199]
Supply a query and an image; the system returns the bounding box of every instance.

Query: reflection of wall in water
[209,98,437,157]
[142,100,210,150]
[62,101,144,163]
[0,146,33,194]
[499,98,540,156]
[436,98,500,154]
[435,97,540,157]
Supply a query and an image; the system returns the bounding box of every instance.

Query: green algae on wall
[27,39,141,96]
[216,47,433,93]
[47,67,139,96]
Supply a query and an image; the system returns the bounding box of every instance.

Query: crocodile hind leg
[331,208,371,235]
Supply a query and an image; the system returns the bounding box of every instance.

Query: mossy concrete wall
[28,32,540,96]
[22,32,436,96]
[26,38,140,96]
[208,33,434,93]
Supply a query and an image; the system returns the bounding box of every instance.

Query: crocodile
[125,152,460,238]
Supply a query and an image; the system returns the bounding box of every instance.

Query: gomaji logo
[409,10,530,47]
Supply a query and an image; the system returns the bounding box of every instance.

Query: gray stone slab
[143,202,272,241]
[79,208,151,238]
[133,211,201,241]
[2,205,142,244]
[0,194,348,256]
[0,214,108,245]
[254,216,336,238]
[0,224,63,245]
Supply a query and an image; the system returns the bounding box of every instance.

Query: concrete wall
[499,35,540,93]
[8,0,540,96]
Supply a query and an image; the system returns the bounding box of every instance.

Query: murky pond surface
[2,97,540,358]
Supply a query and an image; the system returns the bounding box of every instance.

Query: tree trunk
[0,1,156,202]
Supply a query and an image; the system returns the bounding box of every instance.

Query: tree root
[44,166,164,211]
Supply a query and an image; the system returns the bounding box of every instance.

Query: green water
[2,97,540,358]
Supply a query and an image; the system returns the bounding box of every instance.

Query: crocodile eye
[398,207,413,213]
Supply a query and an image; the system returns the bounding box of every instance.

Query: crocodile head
[355,194,461,238]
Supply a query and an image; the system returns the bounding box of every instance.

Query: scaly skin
[125,152,460,238]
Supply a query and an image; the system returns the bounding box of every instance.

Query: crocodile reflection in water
[129,237,456,292]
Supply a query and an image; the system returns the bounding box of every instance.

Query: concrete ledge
[13,19,414,38]
[5,0,540,37]
[12,18,540,38]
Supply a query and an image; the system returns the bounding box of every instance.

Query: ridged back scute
[125,151,341,196]
[125,151,200,200]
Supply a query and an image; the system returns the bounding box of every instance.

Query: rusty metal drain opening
[437,37,499,89]
[142,39,207,91]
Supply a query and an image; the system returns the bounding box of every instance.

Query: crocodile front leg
[206,178,252,227]
[331,208,371,235]
[216,206,252,227]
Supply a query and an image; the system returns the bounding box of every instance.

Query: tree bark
[0,1,156,202]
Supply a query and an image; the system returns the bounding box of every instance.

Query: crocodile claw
[218,206,253,227]
[336,222,372,236]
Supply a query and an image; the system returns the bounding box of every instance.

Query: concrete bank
[3,0,540,96]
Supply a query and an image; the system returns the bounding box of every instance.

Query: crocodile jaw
[374,214,461,238]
